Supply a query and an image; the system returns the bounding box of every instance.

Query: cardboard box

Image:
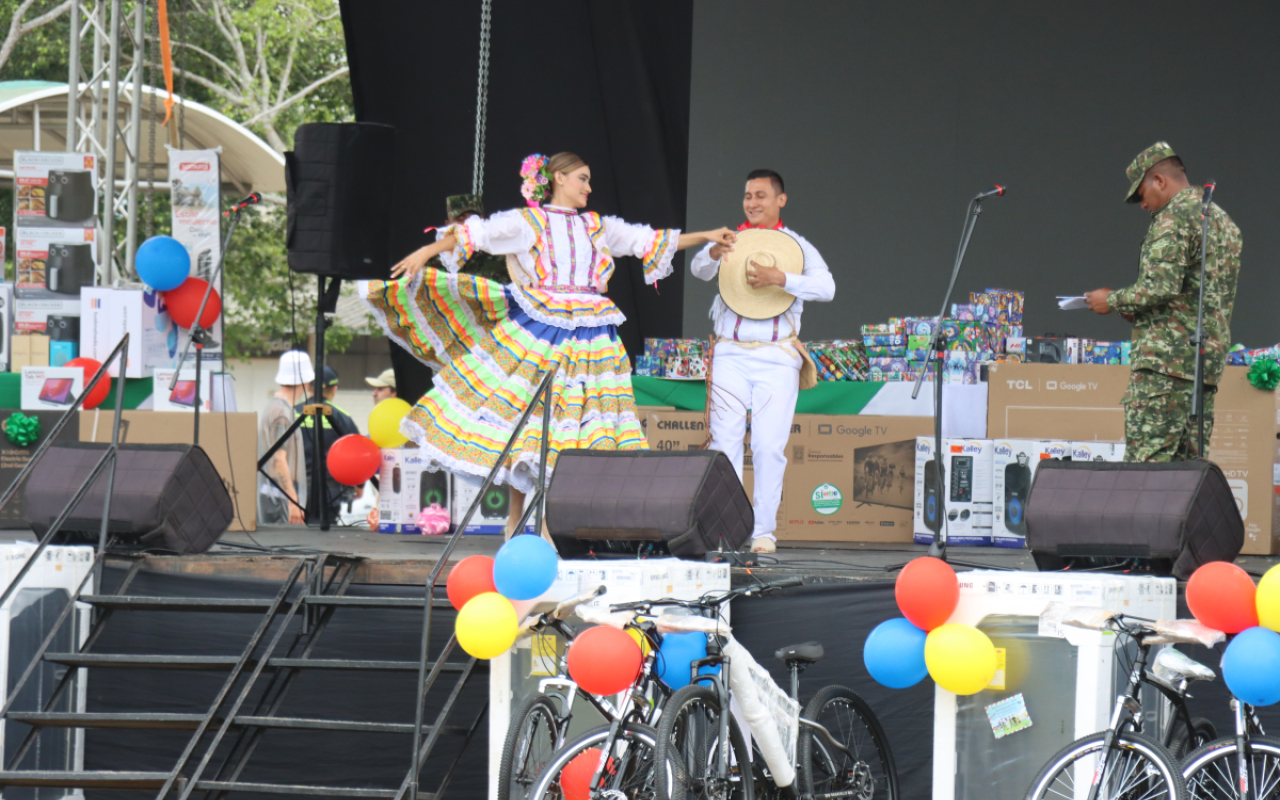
[784,415,932,543]
[992,439,1045,548]
[152,367,216,412]
[14,226,97,294]
[79,409,258,531]
[1070,441,1126,462]
[453,472,529,535]
[988,362,1278,554]
[377,449,401,533]
[80,287,184,376]
[913,438,993,547]
[0,410,82,528]
[15,296,80,335]
[21,365,83,410]
[0,283,12,371]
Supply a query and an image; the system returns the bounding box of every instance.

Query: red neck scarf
[737,219,785,231]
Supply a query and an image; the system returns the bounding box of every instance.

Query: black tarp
[338,0,694,370]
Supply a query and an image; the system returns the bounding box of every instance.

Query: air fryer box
[20,365,83,411]
[13,227,97,294]
[13,150,98,228]
[15,295,80,335]
[151,367,215,412]
[992,439,1047,548]
[914,437,993,547]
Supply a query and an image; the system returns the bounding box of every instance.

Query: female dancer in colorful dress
[361,152,735,535]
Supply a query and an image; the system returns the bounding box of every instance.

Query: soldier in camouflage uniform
[1084,142,1243,462]
[425,194,509,283]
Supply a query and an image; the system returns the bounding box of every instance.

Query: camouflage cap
[1124,142,1177,203]
[445,194,484,221]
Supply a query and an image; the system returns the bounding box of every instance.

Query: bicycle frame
[1143,672,1197,751]
[1088,638,1153,800]
[1229,697,1261,800]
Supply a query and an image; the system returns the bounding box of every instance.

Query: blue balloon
[1223,627,1280,707]
[136,236,191,291]
[492,534,558,601]
[655,631,719,690]
[863,618,929,689]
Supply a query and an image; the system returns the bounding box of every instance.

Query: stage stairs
[0,551,487,800]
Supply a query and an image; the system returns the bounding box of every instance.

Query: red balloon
[566,625,642,696]
[447,555,497,611]
[560,748,614,800]
[1187,561,1258,633]
[163,277,222,329]
[895,556,959,631]
[64,357,109,409]
[326,435,381,486]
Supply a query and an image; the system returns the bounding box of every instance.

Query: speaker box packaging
[79,410,258,531]
[988,362,1278,554]
[376,448,402,533]
[397,449,451,534]
[913,437,994,547]
[452,472,530,535]
[1070,442,1126,462]
[992,439,1047,548]
[784,415,931,543]
[20,366,83,411]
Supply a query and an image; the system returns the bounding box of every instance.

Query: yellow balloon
[627,626,653,657]
[1258,564,1280,632]
[456,592,518,659]
[368,398,412,448]
[924,623,998,696]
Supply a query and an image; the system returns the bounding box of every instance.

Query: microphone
[224,192,262,215]
[974,185,1007,200]
[1202,181,1216,206]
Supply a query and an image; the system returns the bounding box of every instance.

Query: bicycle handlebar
[609,576,803,613]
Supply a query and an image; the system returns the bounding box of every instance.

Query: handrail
[406,364,559,800]
[0,333,130,612]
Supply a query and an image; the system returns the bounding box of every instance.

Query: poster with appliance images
[13,151,99,229]
[14,227,97,294]
[167,147,224,367]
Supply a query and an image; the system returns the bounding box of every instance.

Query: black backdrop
[683,0,1280,348]
[339,0,694,388]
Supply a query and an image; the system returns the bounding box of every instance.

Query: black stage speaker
[24,443,234,554]
[545,450,753,559]
[1003,453,1032,535]
[922,458,941,532]
[1026,459,1243,578]
[285,122,395,279]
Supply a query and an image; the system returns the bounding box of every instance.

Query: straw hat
[717,229,803,320]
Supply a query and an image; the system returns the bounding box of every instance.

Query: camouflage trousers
[1122,369,1216,462]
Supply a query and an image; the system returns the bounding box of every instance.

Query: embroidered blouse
[438,206,680,330]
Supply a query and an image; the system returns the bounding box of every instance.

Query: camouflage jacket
[1108,187,1242,384]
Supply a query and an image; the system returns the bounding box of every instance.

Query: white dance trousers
[707,343,801,541]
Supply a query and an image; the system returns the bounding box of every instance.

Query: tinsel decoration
[3,413,41,447]
[1248,357,1280,391]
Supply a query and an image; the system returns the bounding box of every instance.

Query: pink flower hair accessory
[520,154,551,208]
[415,503,451,536]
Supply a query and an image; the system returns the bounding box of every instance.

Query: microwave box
[20,365,84,411]
[151,367,216,412]
[914,437,994,547]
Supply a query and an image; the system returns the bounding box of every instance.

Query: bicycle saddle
[1152,647,1216,685]
[775,641,824,664]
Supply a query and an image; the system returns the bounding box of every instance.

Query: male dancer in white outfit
[688,169,835,553]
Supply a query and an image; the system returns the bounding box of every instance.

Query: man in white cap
[365,368,398,404]
[258,350,312,525]
[688,169,835,554]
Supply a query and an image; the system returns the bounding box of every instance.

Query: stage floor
[1,525,1274,584]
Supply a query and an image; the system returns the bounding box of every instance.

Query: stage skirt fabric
[360,269,647,492]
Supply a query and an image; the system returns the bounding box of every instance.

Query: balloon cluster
[863,557,998,695]
[325,397,417,488]
[447,536,560,660]
[136,236,222,332]
[1186,561,1280,707]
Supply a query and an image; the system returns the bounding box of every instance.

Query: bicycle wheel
[798,685,898,800]
[656,684,754,800]
[498,692,562,800]
[530,721,670,800]
[1167,717,1217,762]
[1025,731,1187,800]
[1182,735,1280,799]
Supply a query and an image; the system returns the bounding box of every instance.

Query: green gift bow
[3,413,41,447]
[1248,357,1280,391]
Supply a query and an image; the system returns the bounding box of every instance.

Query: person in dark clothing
[296,365,362,525]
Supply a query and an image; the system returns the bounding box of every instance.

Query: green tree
[0,0,71,78]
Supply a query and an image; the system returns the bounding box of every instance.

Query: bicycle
[514,590,677,800]
[631,577,899,800]
[1181,697,1280,799]
[1024,607,1225,800]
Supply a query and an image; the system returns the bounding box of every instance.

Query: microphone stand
[1189,182,1215,457]
[169,204,246,446]
[908,192,998,567]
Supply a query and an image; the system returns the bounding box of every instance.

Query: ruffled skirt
[360,270,647,492]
